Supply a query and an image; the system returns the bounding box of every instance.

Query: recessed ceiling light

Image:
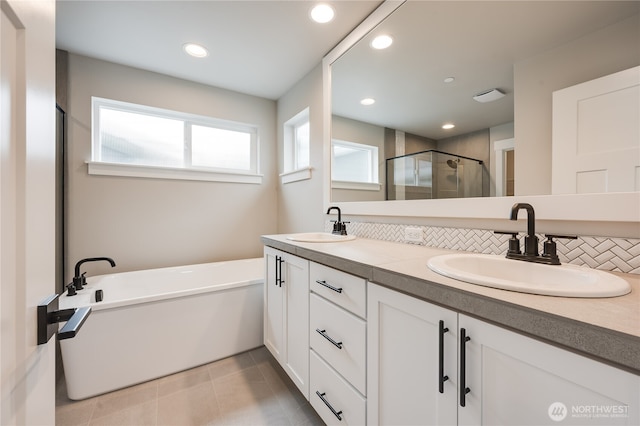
[444,77,455,83]
[371,35,393,50]
[360,98,375,106]
[183,43,208,58]
[442,123,455,130]
[310,4,335,23]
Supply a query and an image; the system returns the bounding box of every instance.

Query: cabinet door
[264,247,284,361]
[283,253,310,399]
[459,314,640,426]
[368,283,458,425]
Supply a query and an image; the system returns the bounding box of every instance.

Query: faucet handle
[541,234,576,265]
[494,231,520,255]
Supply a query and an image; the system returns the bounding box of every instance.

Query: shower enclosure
[386,150,483,200]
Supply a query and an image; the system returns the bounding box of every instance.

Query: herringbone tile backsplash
[326,221,640,274]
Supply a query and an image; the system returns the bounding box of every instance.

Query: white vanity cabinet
[367,282,458,425]
[263,247,310,399]
[459,314,640,425]
[309,262,368,425]
[368,282,640,426]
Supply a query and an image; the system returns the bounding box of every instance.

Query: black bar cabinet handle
[316,280,343,293]
[439,320,449,394]
[316,391,343,421]
[316,328,343,349]
[274,256,280,287]
[278,257,285,286]
[460,328,471,407]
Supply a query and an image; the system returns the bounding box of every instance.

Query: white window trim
[90,97,261,184]
[332,180,381,191]
[282,107,310,183]
[279,167,313,184]
[87,161,263,184]
[331,138,380,185]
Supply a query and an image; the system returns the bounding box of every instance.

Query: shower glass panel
[386,150,483,200]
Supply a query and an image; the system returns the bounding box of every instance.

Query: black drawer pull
[439,320,449,394]
[460,328,471,407]
[316,328,343,349]
[316,391,343,421]
[316,280,343,293]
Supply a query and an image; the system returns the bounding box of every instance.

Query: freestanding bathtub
[59,257,264,400]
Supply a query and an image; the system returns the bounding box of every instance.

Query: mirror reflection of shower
[386,150,484,200]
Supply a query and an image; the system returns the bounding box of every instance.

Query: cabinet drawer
[310,262,366,318]
[310,293,366,394]
[310,350,366,426]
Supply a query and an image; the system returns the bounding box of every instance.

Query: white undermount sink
[427,253,631,298]
[286,232,356,243]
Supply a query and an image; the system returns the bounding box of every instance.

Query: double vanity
[262,234,639,425]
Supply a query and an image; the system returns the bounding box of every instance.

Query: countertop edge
[261,236,640,374]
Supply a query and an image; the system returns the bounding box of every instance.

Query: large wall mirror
[324,0,639,222]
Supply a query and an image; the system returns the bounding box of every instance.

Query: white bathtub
[59,258,264,400]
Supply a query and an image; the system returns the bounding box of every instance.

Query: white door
[368,283,458,426]
[552,66,640,194]
[1,0,56,424]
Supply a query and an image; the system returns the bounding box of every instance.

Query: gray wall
[514,14,639,196]
[66,54,277,281]
[277,64,326,233]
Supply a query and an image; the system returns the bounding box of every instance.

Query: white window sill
[87,161,263,184]
[332,180,381,191]
[280,167,312,184]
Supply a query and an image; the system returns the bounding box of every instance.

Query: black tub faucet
[71,257,116,291]
[327,206,348,235]
[510,203,538,257]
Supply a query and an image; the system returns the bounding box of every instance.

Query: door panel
[0,1,56,424]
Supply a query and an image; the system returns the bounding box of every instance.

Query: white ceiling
[56,0,382,100]
[331,1,640,140]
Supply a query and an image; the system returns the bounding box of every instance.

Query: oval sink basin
[286,232,356,243]
[427,253,630,298]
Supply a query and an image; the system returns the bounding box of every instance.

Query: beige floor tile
[157,381,220,426]
[91,380,158,420]
[287,403,325,426]
[57,347,322,426]
[157,363,211,398]
[89,400,157,426]
[206,350,255,381]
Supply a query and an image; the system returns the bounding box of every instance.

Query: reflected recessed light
[371,35,393,50]
[442,123,455,130]
[310,4,335,23]
[360,98,375,106]
[183,43,208,58]
[444,77,455,83]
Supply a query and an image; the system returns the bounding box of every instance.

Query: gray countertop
[262,234,640,374]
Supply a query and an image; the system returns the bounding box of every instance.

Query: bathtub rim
[59,257,264,312]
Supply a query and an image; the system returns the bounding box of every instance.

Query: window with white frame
[281,108,310,183]
[331,139,380,190]
[90,97,261,183]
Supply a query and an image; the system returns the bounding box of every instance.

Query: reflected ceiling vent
[473,88,505,103]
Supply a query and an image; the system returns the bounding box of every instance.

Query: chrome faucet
[69,257,116,294]
[326,206,348,235]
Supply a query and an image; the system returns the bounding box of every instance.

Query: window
[331,139,380,190]
[281,108,311,183]
[90,97,260,183]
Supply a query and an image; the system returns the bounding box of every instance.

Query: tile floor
[56,346,324,426]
